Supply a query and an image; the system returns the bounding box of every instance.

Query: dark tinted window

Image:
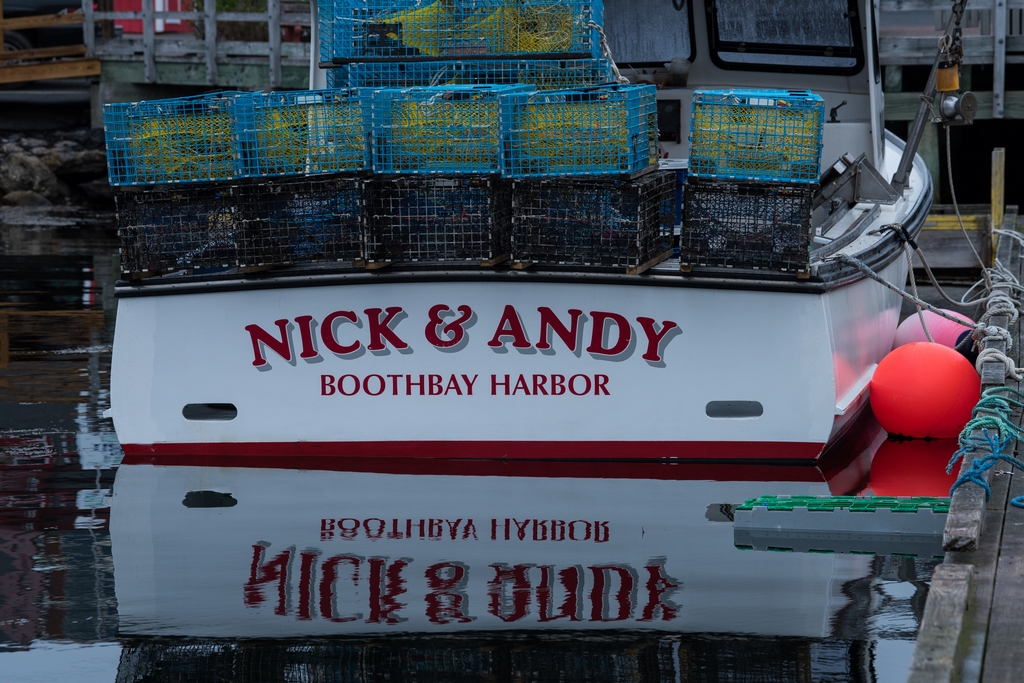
[708,0,863,74]
[604,0,694,65]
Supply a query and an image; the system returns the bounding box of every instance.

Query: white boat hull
[112,257,905,464]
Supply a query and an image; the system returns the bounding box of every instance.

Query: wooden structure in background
[85,0,311,89]
[0,0,100,84]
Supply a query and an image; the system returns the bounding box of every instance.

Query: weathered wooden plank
[98,59,307,88]
[881,0,1024,8]
[946,456,992,552]
[1,12,84,30]
[0,58,101,85]
[267,0,281,89]
[205,0,217,85]
[948,462,1014,683]
[995,0,1008,118]
[95,38,309,59]
[911,230,989,270]
[82,0,94,57]
[907,563,974,683]
[0,44,87,61]
[880,35,1024,66]
[142,0,155,83]
[982,469,1024,681]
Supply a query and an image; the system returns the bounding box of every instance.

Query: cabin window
[603,0,695,66]
[707,0,864,75]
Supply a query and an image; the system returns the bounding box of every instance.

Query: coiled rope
[947,387,1024,508]
[831,252,1024,380]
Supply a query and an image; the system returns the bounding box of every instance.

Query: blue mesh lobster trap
[328,57,613,90]
[688,89,825,185]
[104,92,245,187]
[331,0,602,62]
[371,84,529,174]
[235,89,370,178]
[500,84,657,178]
[364,175,511,264]
[511,170,673,272]
[317,0,335,66]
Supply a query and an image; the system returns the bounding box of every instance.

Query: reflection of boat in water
[109,0,933,465]
[110,414,929,642]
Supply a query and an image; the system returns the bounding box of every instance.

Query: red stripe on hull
[120,440,825,466]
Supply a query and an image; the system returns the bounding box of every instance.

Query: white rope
[906,243,934,342]
[586,20,629,84]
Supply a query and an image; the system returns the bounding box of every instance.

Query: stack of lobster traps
[680,89,824,277]
[104,0,677,279]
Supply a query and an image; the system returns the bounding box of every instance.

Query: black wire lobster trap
[115,176,364,275]
[680,179,816,274]
[364,175,512,265]
[511,170,674,272]
[116,185,249,274]
[236,176,363,265]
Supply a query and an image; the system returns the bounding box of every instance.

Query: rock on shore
[0,129,111,207]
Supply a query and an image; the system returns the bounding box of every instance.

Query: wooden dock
[907,218,1024,682]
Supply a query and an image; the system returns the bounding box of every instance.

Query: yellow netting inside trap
[690,102,821,176]
[381,1,575,56]
[381,0,453,56]
[461,4,573,54]
[129,113,235,182]
[518,101,632,171]
[389,98,500,167]
[253,102,365,174]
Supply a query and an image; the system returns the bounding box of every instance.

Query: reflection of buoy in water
[893,309,973,349]
[869,342,980,438]
[870,438,960,497]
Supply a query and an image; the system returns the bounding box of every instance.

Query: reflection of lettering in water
[244,544,681,625]
[318,518,611,543]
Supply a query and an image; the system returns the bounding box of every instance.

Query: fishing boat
[108,0,943,466]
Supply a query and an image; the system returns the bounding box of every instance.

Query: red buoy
[869,342,980,438]
[869,438,960,497]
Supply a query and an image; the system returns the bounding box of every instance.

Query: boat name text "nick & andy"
[244,305,680,367]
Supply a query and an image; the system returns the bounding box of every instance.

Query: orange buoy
[869,438,960,497]
[869,342,980,438]
[893,309,973,349]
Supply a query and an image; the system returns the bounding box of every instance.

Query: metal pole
[890,3,965,194]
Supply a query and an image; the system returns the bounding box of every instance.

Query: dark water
[0,206,955,682]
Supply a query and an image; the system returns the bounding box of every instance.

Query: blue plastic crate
[688,89,824,184]
[104,92,245,186]
[332,0,602,61]
[500,84,656,178]
[332,57,612,90]
[235,89,370,178]
[372,84,530,174]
